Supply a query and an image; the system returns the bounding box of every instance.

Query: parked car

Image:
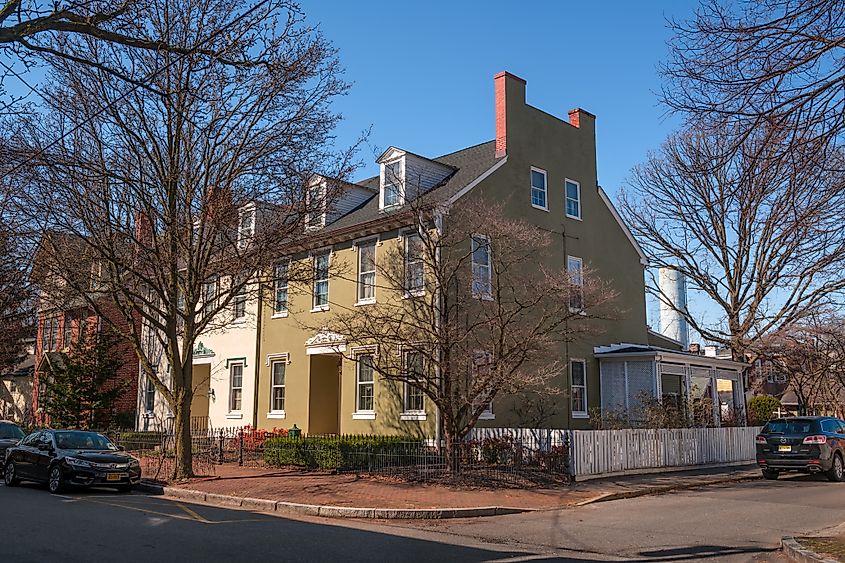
[3,429,141,493]
[756,416,845,482]
[0,421,25,470]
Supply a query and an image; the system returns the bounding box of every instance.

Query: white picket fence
[570,426,763,479]
[472,426,763,480]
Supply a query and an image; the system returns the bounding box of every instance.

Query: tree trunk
[442,418,459,477]
[172,390,194,480]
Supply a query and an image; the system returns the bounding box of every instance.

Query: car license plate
[778,445,792,453]
[106,473,122,481]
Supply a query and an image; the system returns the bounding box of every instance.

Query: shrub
[748,395,781,425]
[263,434,424,470]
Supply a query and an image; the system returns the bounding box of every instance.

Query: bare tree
[621,123,845,361]
[318,197,618,471]
[662,0,845,153]
[758,315,845,417]
[13,0,351,479]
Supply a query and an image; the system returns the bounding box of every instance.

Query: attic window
[382,160,403,209]
[238,207,255,247]
[306,183,326,230]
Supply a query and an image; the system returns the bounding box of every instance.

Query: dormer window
[238,207,255,248]
[306,182,326,230]
[381,160,403,209]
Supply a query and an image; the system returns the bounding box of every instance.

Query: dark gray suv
[756,416,845,482]
[0,421,24,470]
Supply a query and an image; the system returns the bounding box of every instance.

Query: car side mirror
[117,445,126,451]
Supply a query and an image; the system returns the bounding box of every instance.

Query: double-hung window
[273,261,289,315]
[270,360,286,413]
[565,179,581,219]
[571,359,587,417]
[62,314,73,349]
[229,362,244,412]
[203,277,218,318]
[357,240,376,304]
[471,235,492,299]
[531,168,547,210]
[312,251,330,310]
[473,351,495,419]
[383,161,402,208]
[567,256,584,311]
[403,351,425,413]
[356,354,375,413]
[404,234,424,295]
[232,277,247,320]
[144,375,156,414]
[238,209,254,248]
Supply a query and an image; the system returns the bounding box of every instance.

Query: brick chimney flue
[494,71,526,158]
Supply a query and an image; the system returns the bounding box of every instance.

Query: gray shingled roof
[323,140,501,233]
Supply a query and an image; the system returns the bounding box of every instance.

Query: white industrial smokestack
[659,267,689,349]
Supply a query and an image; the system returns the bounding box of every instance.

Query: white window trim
[471,233,493,300]
[400,412,427,421]
[273,260,290,317]
[228,361,245,414]
[402,350,426,415]
[237,205,256,248]
[530,166,549,212]
[567,255,584,313]
[571,358,588,418]
[472,350,495,419]
[269,358,287,415]
[311,248,331,312]
[380,158,405,210]
[565,178,582,220]
[403,231,425,298]
[355,237,378,305]
[478,411,495,421]
[354,350,376,415]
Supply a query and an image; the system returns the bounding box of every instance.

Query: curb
[574,473,761,506]
[137,482,528,520]
[782,536,840,563]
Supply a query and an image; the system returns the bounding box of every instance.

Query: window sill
[271,312,289,319]
[566,213,583,221]
[400,412,427,421]
[354,300,376,307]
[531,203,549,212]
[267,411,286,419]
[310,306,330,313]
[572,412,589,419]
[230,318,247,325]
[352,412,376,420]
[477,413,495,421]
[226,413,243,420]
[403,291,425,299]
[472,293,494,302]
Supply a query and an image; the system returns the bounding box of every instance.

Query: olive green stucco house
[143,71,747,434]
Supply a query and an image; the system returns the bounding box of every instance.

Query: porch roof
[593,343,748,371]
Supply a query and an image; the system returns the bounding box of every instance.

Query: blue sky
[304,0,699,196]
[305,0,703,333]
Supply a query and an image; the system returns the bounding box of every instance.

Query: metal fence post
[238,429,244,466]
[217,429,224,465]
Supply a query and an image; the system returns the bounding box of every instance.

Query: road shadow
[635,544,779,561]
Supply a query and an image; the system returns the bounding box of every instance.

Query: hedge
[263,435,425,470]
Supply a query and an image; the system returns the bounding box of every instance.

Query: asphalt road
[2,472,844,562]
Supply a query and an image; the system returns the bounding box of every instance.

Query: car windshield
[763,419,818,434]
[54,431,117,451]
[0,424,24,439]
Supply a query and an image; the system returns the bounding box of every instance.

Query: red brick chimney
[494,71,526,158]
[568,107,596,129]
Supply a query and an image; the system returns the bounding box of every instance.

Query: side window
[22,432,40,446]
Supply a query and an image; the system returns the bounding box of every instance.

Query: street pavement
[2,472,844,562]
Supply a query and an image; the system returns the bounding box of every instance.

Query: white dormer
[377,147,454,211]
[305,177,327,231]
[237,203,256,248]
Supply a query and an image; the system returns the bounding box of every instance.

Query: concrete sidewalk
[139,463,762,519]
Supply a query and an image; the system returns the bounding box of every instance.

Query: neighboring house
[31,233,140,428]
[0,341,35,423]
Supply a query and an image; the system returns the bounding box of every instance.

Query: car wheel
[4,462,20,486]
[48,466,64,494]
[827,454,845,483]
[762,469,779,480]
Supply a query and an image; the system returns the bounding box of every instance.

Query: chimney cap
[568,107,596,119]
[494,71,526,84]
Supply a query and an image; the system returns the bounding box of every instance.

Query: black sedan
[0,421,24,469]
[756,416,845,482]
[4,429,141,493]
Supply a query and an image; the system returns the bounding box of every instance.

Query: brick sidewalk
[160,463,760,510]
